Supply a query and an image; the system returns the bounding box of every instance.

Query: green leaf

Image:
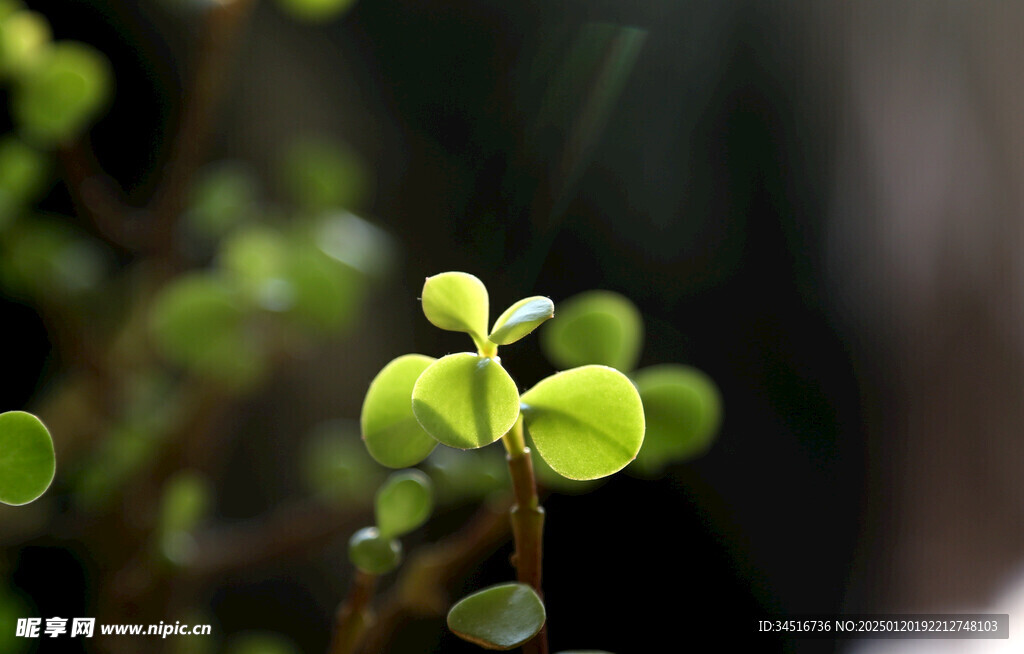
[158,471,211,536]
[374,469,433,538]
[272,0,357,23]
[13,41,113,144]
[186,162,259,240]
[632,365,722,474]
[280,137,369,211]
[347,526,402,575]
[302,420,383,505]
[0,11,51,76]
[489,296,554,346]
[421,272,489,343]
[0,135,49,222]
[521,366,644,480]
[412,353,520,449]
[148,273,266,389]
[540,291,643,372]
[422,445,507,504]
[447,583,546,651]
[361,354,438,467]
[0,411,55,505]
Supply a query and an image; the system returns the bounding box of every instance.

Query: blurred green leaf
[0,135,49,228]
[0,219,108,296]
[0,587,32,653]
[631,365,722,475]
[148,273,267,389]
[302,420,383,504]
[521,366,644,480]
[158,470,211,536]
[280,137,369,210]
[489,296,554,346]
[281,241,363,333]
[541,291,643,372]
[412,353,519,450]
[0,10,50,76]
[157,470,211,565]
[0,411,55,506]
[421,272,489,345]
[375,470,432,539]
[348,526,402,575]
[185,162,259,240]
[447,583,545,650]
[13,41,112,144]
[361,354,437,468]
[423,445,506,504]
[226,632,301,654]
[314,211,394,277]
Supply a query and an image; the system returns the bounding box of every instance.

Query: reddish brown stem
[503,417,549,654]
[329,570,379,654]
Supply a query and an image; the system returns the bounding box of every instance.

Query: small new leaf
[421,272,489,343]
[348,527,402,575]
[488,296,554,346]
[0,411,55,506]
[447,583,546,650]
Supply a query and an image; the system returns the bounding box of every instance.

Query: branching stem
[502,414,549,654]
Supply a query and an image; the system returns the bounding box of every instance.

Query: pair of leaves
[421,272,554,352]
[0,411,55,506]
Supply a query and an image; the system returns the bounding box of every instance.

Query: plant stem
[328,570,378,654]
[502,414,549,654]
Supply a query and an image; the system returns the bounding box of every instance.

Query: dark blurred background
[6,1,1024,653]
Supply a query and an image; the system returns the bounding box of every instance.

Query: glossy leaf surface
[361,354,437,467]
[447,583,545,651]
[489,296,554,346]
[347,526,402,575]
[521,365,644,480]
[541,291,642,372]
[375,470,433,538]
[632,365,722,474]
[421,272,489,342]
[0,411,55,505]
[412,353,519,449]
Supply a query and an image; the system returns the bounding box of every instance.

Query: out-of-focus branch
[148,0,256,257]
[189,501,370,580]
[359,500,512,653]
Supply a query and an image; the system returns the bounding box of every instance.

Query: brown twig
[189,501,370,580]
[329,570,379,654]
[359,500,512,653]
